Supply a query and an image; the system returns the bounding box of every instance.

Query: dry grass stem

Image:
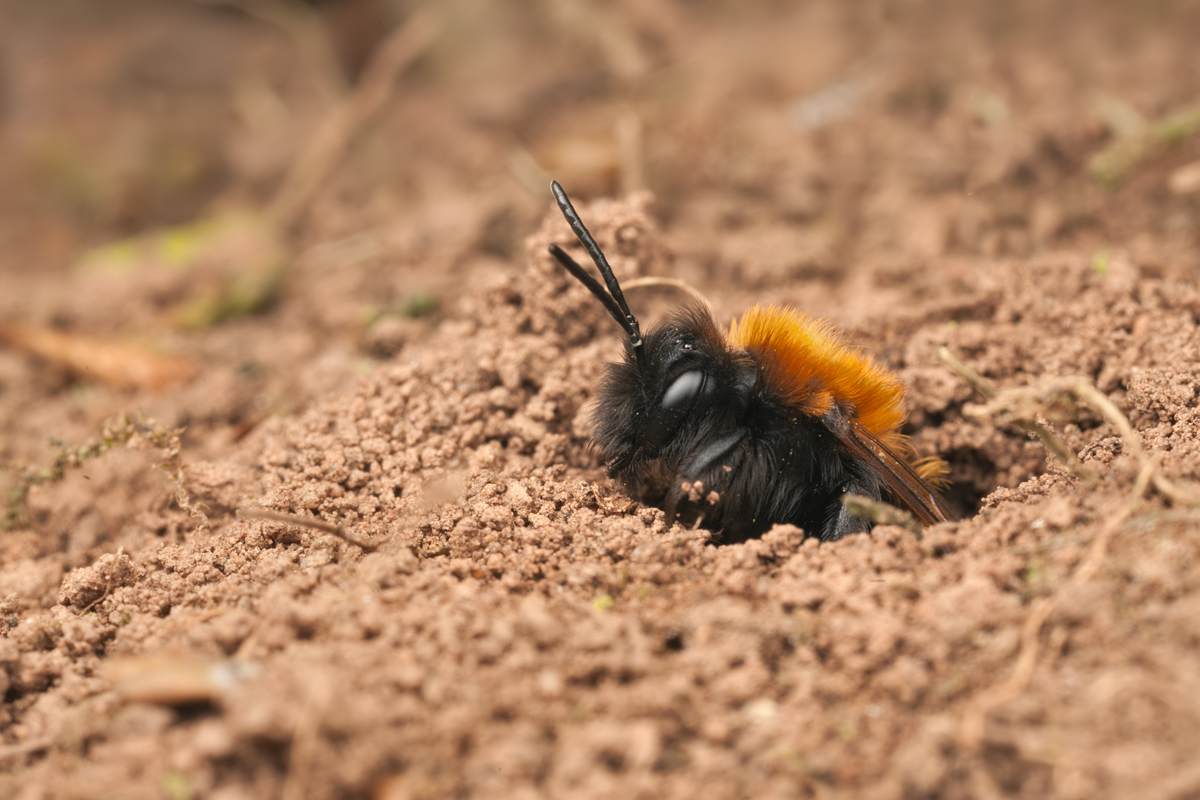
[841,493,921,533]
[938,352,1096,483]
[959,373,1200,507]
[268,10,440,228]
[621,276,713,309]
[935,347,997,399]
[78,547,125,616]
[238,507,384,551]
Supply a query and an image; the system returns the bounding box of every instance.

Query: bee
[547,181,956,543]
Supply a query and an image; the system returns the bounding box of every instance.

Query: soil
[3,1,1200,798]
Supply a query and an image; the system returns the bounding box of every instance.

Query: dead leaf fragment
[105,654,258,705]
[0,323,196,391]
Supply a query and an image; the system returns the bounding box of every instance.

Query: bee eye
[643,369,706,450]
[662,369,702,410]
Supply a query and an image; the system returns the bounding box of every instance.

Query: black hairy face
[593,302,752,477]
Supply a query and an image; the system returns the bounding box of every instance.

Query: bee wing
[833,419,957,526]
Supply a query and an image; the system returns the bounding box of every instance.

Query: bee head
[631,303,731,451]
[547,182,749,475]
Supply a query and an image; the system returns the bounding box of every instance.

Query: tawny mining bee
[547,181,955,543]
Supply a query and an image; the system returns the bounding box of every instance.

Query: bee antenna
[548,181,646,366]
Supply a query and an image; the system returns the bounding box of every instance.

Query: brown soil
[3,2,1200,798]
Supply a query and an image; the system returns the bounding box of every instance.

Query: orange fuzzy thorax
[727,305,908,437]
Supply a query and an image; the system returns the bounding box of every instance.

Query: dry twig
[237,507,384,551]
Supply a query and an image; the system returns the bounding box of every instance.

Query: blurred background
[1,0,1199,459]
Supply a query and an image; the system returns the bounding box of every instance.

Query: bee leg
[665,429,749,529]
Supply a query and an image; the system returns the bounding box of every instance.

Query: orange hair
[727,304,907,437]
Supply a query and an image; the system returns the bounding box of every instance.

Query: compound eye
[661,369,702,412]
[643,369,705,450]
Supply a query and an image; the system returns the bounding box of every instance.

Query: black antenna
[548,181,646,366]
[547,244,632,336]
